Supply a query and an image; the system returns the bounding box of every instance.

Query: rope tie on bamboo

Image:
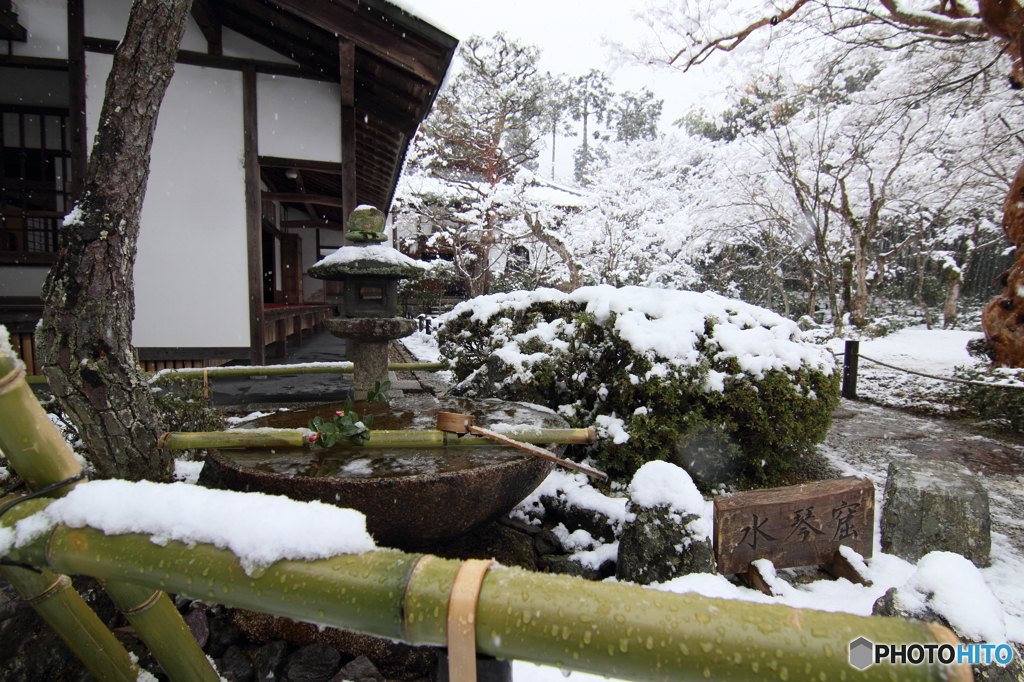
[0,364,26,396]
[447,559,494,682]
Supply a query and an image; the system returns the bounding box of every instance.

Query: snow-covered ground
[825,327,987,413]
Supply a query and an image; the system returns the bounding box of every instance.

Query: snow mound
[897,551,1007,643]
[443,285,835,381]
[628,461,705,516]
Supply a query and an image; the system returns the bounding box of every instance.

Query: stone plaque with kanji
[713,477,874,575]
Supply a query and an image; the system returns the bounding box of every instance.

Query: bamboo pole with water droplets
[4,500,971,682]
[157,427,597,450]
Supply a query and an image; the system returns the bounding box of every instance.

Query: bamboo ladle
[436,411,608,481]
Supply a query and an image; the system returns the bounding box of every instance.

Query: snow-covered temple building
[0,0,457,371]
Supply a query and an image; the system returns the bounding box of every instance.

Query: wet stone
[253,640,290,682]
[284,642,342,682]
[185,607,210,648]
[206,614,244,658]
[616,504,715,585]
[540,554,613,581]
[881,459,991,567]
[533,528,562,555]
[540,494,619,544]
[220,645,255,682]
[330,655,385,682]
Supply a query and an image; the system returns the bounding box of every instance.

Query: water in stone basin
[227,395,568,480]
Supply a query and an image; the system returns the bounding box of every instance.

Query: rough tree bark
[36,0,193,481]
[979,0,1024,366]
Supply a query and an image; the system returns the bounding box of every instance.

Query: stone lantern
[308,206,423,398]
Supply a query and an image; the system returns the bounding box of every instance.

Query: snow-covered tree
[405,33,549,296]
[563,135,704,289]
[626,0,1024,364]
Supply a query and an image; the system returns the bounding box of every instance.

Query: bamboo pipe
[0,564,141,682]
[0,340,222,682]
[146,361,446,382]
[6,503,969,682]
[157,427,598,450]
[437,412,607,480]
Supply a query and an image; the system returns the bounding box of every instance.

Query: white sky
[411,0,727,181]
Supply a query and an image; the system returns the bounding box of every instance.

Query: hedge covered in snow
[438,285,839,486]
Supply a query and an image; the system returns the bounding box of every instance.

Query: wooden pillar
[275,319,287,359]
[66,0,86,201]
[243,65,266,366]
[339,40,356,238]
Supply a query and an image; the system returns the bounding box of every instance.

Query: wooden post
[291,315,302,347]
[66,0,86,202]
[339,39,356,235]
[243,64,266,366]
[274,318,287,359]
[842,340,859,400]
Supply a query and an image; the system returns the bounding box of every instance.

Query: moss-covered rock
[438,286,839,487]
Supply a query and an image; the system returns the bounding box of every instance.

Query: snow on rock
[311,245,425,271]
[628,461,704,515]
[35,480,376,576]
[897,551,1008,643]
[173,459,205,484]
[515,469,628,528]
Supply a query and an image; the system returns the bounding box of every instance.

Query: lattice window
[1,106,72,254]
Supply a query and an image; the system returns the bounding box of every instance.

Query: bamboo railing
[0,339,222,682]
[0,333,971,682]
[157,426,598,450]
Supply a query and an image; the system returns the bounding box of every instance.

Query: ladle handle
[467,425,608,482]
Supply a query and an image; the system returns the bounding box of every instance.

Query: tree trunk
[524,213,583,291]
[36,0,193,481]
[943,276,962,329]
[983,157,1024,367]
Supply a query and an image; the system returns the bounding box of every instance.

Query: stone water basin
[197,396,563,550]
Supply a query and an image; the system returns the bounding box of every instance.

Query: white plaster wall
[12,0,67,59]
[86,53,250,348]
[257,75,340,163]
[223,27,296,64]
[83,0,131,41]
[0,266,49,296]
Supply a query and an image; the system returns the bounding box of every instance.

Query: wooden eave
[208,0,457,213]
[0,0,27,42]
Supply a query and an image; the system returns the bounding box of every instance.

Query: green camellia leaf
[310,416,325,430]
[363,413,374,429]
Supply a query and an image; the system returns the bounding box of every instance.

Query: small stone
[533,529,562,555]
[540,495,619,544]
[206,614,244,658]
[616,504,715,585]
[329,655,384,682]
[540,554,613,581]
[219,645,254,682]
[284,643,342,682]
[880,460,991,567]
[253,640,290,682]
[184,607,210,648]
